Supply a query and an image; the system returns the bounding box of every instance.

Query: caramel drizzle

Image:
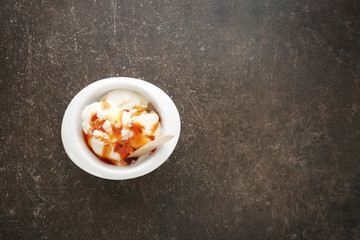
[84,106,160,166]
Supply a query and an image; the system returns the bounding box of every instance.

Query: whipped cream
[81,89,161,166]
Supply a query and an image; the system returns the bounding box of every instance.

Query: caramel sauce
[91,114,98,122]
[83,106,160,166]
[98,155,118,165]
[82,131,120,166]
[114,141,135,159]
[111,125,123,135]
[100,101,111,110]
[151,122,159,135]
[82,130,92,151]
[123,158,135,165]
[130,106,148,117]
[102,144,112,160]
[128,123,152,149]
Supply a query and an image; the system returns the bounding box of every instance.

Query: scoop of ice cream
[101,89,149,110]
[82,89,161,166]
[82,100,120,134]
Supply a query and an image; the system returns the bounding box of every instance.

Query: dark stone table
[1,0,359,239]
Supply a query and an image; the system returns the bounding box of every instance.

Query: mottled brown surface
[1,0,360,239]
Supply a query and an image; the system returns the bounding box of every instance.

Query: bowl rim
[61,77,181,180]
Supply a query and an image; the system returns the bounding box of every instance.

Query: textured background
[1,0,360,239]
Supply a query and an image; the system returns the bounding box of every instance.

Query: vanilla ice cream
[82,89,161,166]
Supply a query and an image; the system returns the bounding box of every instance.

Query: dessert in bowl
[61,77,181,180]
[82,89,163,166]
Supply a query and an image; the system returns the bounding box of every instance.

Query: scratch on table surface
[302,27,320,44]
[312,206,322,233]
[201,216,212,239]
[101,44,109,59]
[122,24,128,56]
[112,0,117,36]
[301,26,343,64]
[189,100,209,131]
[272,44,278,71]
[70,0,81,29]
[26,25,33,81]
[123,17,153,27]
[70,76,81,89]
[293,47,298,69]
[149,3,166,26]
[343,21,360,35]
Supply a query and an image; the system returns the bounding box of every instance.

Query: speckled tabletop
[1,0,360,239]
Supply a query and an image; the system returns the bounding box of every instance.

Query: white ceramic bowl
[61,77,181,180]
